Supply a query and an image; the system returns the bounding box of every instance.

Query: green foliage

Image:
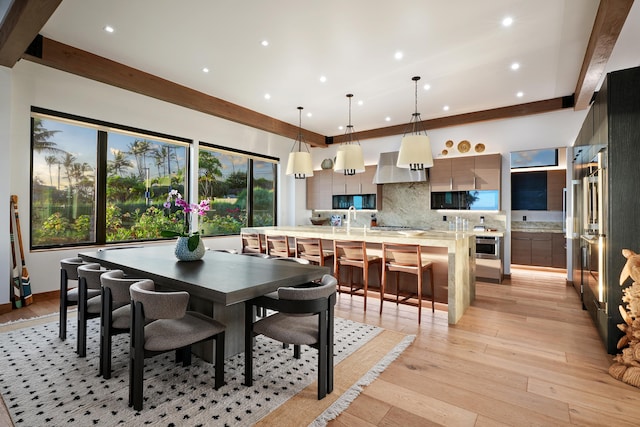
[41,212,69,235]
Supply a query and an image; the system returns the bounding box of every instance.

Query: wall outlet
[523,215,527,221]
[442,215,447,221]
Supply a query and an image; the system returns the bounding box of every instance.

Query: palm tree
[198,151,223,198]
[61,152,77,189]
[108,150,134,176]
[127,139,153,180]
[32,118,63,153]
[44,155,58,187]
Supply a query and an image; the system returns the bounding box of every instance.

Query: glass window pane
[198,148,248,235]
[31,117,97,247]
[252,160,275,226]
[106,131,188,242]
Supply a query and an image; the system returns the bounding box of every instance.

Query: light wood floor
[2,267,639,426]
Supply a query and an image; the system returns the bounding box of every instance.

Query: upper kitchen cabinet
[546,169,565,211]
[332,165,378,195]
[474,154,502,190]
[306,169,333,210]
[430,154,501,192]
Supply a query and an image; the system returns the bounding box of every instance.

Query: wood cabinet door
[511,232,532,265]
[552,233,567,268]
[429,158,452,191]
[530,233,552,266]
[451,157,475,190]
[359,165,378,194]
[546,169,566,211]
[306,169,333,210]
[474,154,502,190]
[332,173,347,195]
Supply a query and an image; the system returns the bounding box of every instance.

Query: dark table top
[79,246,329,305]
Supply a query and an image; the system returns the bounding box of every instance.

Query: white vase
[174,236,205,261]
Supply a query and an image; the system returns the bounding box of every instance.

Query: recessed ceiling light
[104,25,114,33]
[516,91,524,97]
[511,62,520,70]
[202,67,209,73]
[261,40,269,47]
[385,116,391,122]
[394,51,403,60]
[306,112,312,118]
[338,125,344,131]
[443,105,450,111]
[264,93,271,100]
[502,17,513,27]
[319,75,327,83]
[357,100,364,106]
[423,84,431,91]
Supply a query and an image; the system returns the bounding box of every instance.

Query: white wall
[3,61,298,301]
[1,66,11,304]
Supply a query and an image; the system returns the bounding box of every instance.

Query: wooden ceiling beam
[0,0,61,67]
[573,0,634,110]
[23,36,328,147]
[330,97,572,144]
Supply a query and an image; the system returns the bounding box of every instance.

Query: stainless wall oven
[476,236,501,259]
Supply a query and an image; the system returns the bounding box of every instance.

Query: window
[30,109,277,249]
[198,143,276,236]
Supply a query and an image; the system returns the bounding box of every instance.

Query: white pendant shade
[397,134,433,170]
[286,151,313,178]
[333,144,365,175]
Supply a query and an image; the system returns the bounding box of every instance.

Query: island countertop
[242,225,476,324]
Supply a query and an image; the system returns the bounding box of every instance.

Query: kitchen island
[242,226,476,324]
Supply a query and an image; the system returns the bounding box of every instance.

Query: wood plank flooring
[1,267,638,426]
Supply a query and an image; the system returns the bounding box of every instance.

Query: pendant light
[333,94,365,175]
[285,106,313,179]
[397,76,433,170]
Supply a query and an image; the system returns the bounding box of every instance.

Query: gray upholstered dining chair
[76,262,107,357]
[244,274,337,400]
[129,279,226,411]
[59,257,89,340]
[99,269,139,379]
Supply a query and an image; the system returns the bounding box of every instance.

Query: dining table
[78,245,330,359]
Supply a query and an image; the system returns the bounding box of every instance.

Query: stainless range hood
[373,151,427,184]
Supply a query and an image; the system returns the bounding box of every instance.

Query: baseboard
[0,290,60,315]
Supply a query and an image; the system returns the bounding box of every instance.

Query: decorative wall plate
[445,140,454,148]
[441,149,448,155]
[474,143,485,153]
[457,140,471,153]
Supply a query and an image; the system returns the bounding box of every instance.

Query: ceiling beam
[574,0,634,110]
[23,36,329,147]
[330,96,573,144]
[0,0,61,67]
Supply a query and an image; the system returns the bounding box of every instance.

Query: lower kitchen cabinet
[511,231,565,268]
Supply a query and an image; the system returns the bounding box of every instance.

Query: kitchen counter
[242,225,475,324]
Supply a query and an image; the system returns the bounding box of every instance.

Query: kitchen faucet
[346,205,356,233]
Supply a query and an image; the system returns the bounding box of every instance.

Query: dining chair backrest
[100,269,138,304]
[60,257,85,281]
[77,263,107,290]
[129,279,189,320]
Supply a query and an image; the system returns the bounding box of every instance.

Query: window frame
[29,107,279,249]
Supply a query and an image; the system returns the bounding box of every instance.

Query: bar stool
[241,233,265,254]
[295,237,333,267]
[333,240,382,312]
[380,243,435,324]
[266,235,295,257]
[59,257,88,340]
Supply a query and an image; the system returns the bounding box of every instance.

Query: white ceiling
[37,0,640,137]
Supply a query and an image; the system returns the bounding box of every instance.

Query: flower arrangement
[161,190,210,251]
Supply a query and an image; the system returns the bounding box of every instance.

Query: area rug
[0,315,414,426]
